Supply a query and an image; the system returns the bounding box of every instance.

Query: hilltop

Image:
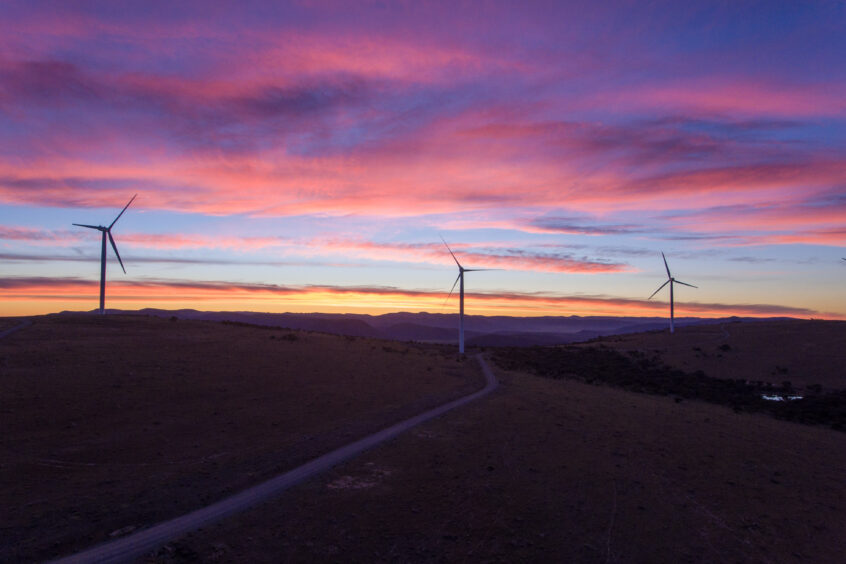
[63,307,793,347]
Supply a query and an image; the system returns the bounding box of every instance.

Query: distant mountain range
[68,308,792,347]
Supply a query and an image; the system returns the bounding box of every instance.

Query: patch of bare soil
[147,363,846,563]
[0,314,482,562]
[585,319,846,391]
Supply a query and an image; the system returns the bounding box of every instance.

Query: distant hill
[467,331,593,347]
[132,309,382,337]
[70,308,794,347]
[376,322,459,342]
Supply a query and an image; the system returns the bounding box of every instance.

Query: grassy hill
[2,315,844,562]
[580,318,846,391]
[0,314,481,562]
[149,334,846,563]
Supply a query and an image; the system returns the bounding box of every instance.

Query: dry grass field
[146,360,846,563]
[587,319,846,391]
[492,322,846,431]
[0,317,25,333]
[3,315,845,563]
[0,314,482,562]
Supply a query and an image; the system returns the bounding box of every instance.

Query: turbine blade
[443,273,461,307]
[462,268,498,272]
[73,223,103,230]
[661,251,671,278]
[108,232,126,274]
[648,279,670,300]
[109,193,137,229]
[440,235,462,268]
[674,280,697,289]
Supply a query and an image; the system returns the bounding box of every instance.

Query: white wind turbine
[442,237,492,354]
[73,194,137,315]
[648,251,697,333]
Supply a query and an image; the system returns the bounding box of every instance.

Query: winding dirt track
[0,319,31,339]
[52,354,498,564]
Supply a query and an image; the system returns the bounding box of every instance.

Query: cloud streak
[0,276,822,318]
[309,239,628,273]
[0,225,290,250]
[1,227,626,273]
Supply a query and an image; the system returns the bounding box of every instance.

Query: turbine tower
[73,194,137,315]
[442,237,491,354]
[648,251,697,334]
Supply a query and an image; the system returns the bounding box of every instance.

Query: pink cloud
[118,233,289,251]
[1,3,844,272]
[309,239,627,273]
[0,225,290,251]
[0,226,624,272]
[689,228,846,248]
[0,226,80,243]
[598,78,846,118]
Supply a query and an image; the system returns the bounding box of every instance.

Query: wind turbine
[442,237,491,354]
[73,194,137,315]
[648,251,697,334]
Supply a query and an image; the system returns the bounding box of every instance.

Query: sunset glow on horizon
[2,2,845,319]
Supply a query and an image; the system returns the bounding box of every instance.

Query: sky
[1,1,845,319]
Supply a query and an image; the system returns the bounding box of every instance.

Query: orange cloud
[0,276,825,319]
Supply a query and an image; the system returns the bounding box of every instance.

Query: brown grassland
[0,318,23,333]
[0,314,480,562]
[585,319,846,391]
[493,321,846,431]
[1,315,845,562]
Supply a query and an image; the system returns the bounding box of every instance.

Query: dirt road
[52,354,498,564]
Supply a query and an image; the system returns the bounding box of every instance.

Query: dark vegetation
[493,345,846,430]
